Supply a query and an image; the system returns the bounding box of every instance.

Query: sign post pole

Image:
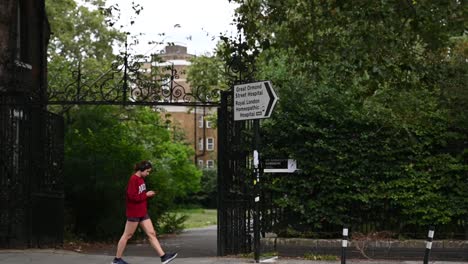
[233,80,278,263]
[253,121,260,263]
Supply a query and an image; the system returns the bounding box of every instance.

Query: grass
[303,253,339,261]
[174,208,217,229]
[238,252,278,259]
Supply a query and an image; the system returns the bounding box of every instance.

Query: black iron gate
[2,43,222,248]
[30,109,64,247]
[217,89,281,256]
[217,90,256,255]
[0,94,64,248]
[2,34,270,252]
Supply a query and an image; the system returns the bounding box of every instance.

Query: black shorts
[127,214,150,222]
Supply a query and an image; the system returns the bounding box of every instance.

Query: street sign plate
[264,159,297,173]
[234,81,278,121]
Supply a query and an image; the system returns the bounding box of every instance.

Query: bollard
[341,226,348,264]
[423,226,435,264]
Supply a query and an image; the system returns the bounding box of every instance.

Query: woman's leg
[139,218,165,256]
[116,221,139,258]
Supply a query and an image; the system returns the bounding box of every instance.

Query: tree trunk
[0,0,16,90]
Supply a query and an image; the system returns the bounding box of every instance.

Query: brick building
[151,45,218,169]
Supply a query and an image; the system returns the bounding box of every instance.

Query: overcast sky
[108,0,239,56]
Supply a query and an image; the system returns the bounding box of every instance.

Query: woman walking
[112,160,177,264]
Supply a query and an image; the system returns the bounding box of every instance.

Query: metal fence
[258,171,467,240]
[0,94,64,248]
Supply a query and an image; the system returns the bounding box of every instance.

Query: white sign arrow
[233,81,278,121]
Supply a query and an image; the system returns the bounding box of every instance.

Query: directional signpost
[232,81,278,263]
[234,81,278,121]
[264,159,298,173]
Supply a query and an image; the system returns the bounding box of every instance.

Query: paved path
[85,225,218,258]
[1,250,468,264]
[1,225,467,263]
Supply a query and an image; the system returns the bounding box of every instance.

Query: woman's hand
[146,190,156,197]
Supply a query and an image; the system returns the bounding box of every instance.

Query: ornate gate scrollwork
[2,43,223,247]
[46,49,221,107]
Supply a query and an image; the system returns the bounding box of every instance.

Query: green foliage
[228,0,467,236]
[187,54,229,94]
[189,169,217,208]
[45,0,128,114]
[176,168,217,208]
[64,106,140,239]
[46,0,124,61]
[157,212,188,234]
[64,106,202,239]
[45,0,204,240]
[186,54,228,125]
[148,141,202,214]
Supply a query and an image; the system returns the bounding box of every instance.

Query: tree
[185,49,230,108]
[227,0,467,236]
[65,105,201,239]
[45,0,203,239]
[46,0,124,62]
[185,51,229,126]
[187,53,229,93]
[45,0,127,112]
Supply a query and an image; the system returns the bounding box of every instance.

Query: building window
[198,115,204,128]
[198,159,204,168]
[206,137,214,151]
[206,119,212,128]
[206,160,214,169]
[198,138,204,151]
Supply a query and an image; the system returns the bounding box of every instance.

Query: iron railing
[0,94,64,247]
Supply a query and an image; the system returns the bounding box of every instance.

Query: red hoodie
[126,174,148,217]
